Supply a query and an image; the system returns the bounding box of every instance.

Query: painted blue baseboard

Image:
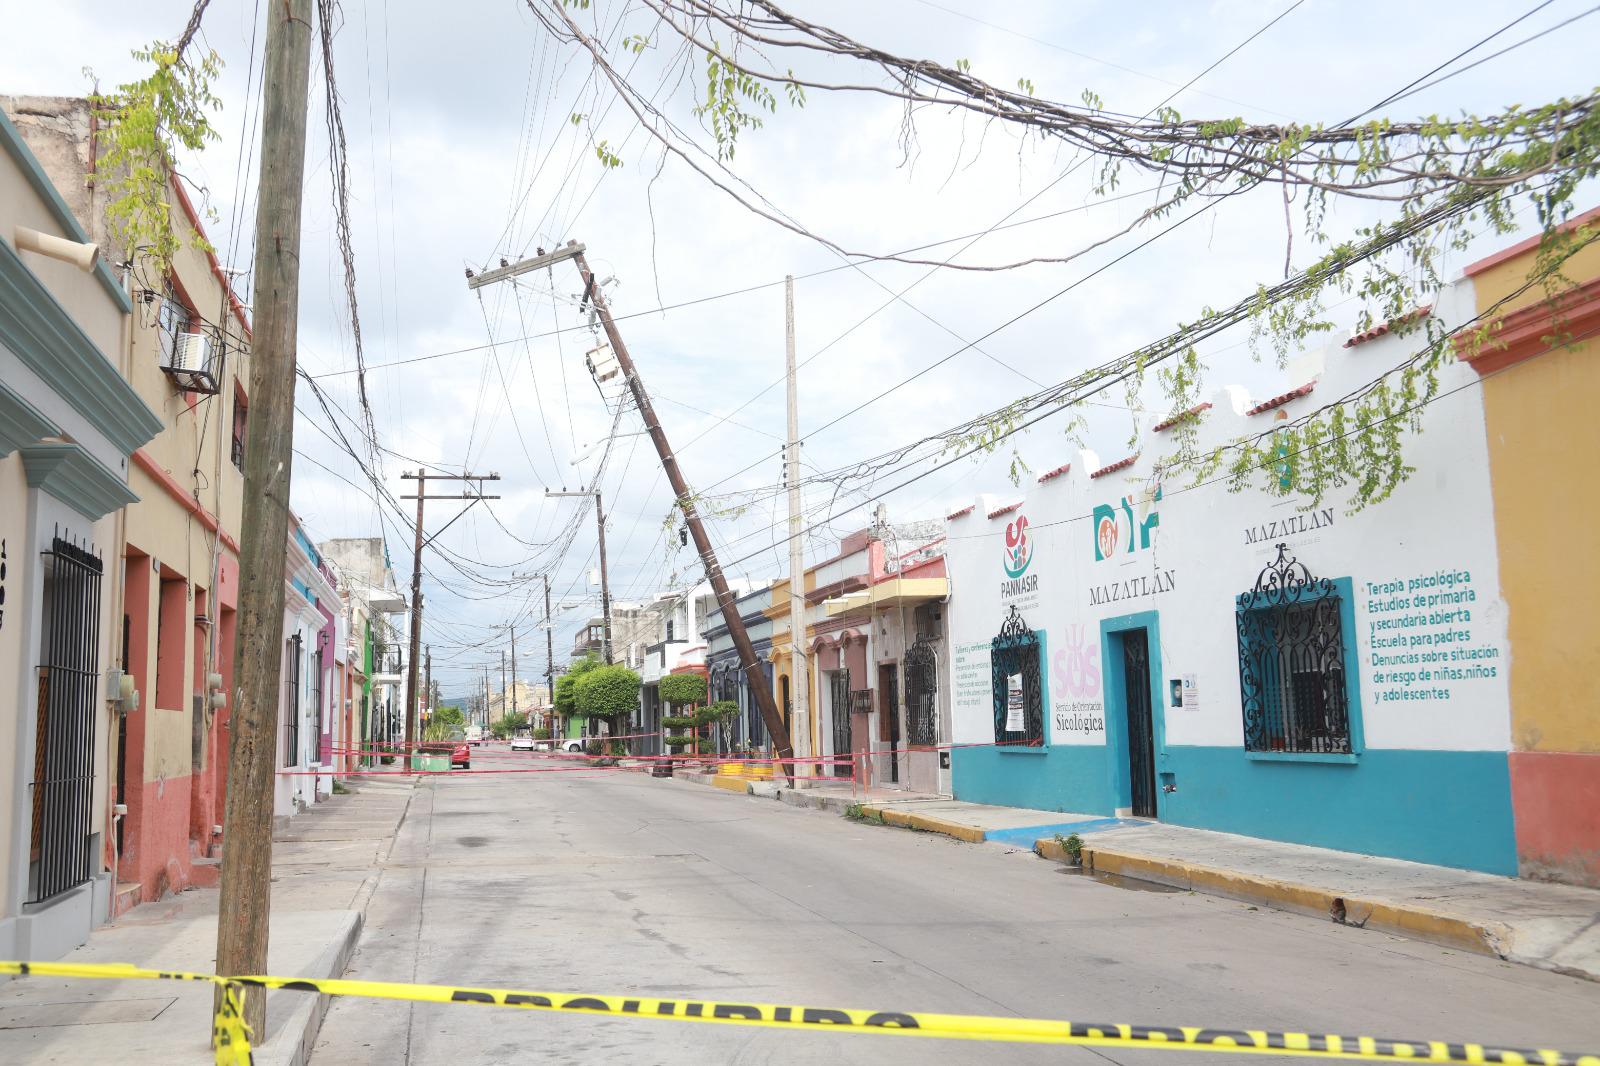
[1158,746,1517,876]
[952,744,1518,875]
[952,745,1114,814]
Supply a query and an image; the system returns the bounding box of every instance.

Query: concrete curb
[254,910,363,1066]
[1032,838,1511,958]
[862,805,988,843]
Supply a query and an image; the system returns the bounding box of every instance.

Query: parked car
[509,734,536,752]
[450,743,471,769]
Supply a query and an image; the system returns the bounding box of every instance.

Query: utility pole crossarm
[465,244,585,290]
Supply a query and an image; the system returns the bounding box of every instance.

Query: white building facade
[944,280,1520,874]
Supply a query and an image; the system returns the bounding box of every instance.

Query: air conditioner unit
[166,331,212,373]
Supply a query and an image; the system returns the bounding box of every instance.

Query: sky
[4,0,1597,697]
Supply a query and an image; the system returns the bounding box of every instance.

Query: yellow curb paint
[711,775,751,792]
[1033,842,1502,957]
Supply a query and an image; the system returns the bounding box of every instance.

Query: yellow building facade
[1459,207,1600,886]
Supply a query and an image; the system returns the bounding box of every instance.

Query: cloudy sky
[6,0,1595,695]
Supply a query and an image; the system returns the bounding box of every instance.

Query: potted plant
[414,720,454,772]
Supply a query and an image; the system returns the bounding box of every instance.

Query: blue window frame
[1235,545,1364,762]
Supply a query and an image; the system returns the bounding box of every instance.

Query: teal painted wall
[1156,746,1517,875]
[952,745,1115,814]
[952,742,1517,875]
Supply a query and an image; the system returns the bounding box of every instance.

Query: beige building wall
[7,95,253,904]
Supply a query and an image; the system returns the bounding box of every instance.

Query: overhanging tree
[528,0,1600,511]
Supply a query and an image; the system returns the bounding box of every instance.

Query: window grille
[284,634,303,767]
[230,395,247,471]
[904,634,939,747]
[310,646,324,761]
[991,606,1044,747]
[829,669,852,777]
[1236,545,1353,754]
[29,534,103,903]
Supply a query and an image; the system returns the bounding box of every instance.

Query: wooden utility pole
[215,0,313,1037]
[468,244,794,768]
[546,490,613,664]
[509,626,518,722]
[544,576,554,731]
[400,471,500,759]
[785,275,811,777]
[424,645,432,727]
[500,649,507,716]
[573,245,794,770]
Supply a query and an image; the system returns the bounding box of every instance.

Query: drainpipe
[105,239,136,921]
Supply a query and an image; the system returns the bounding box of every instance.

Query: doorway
[1121,629,1157,819]
[878,663,900,785]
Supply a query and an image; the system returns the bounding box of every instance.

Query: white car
[509,734,536,752]
[536,737,587,753]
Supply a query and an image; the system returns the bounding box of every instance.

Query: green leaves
[87,41,223,269]
[658,672,708,707]
[575,663,643,718]
[690,41,792,162]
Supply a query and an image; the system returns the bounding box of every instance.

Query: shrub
[576,664,643,720]
[532,726,551,740]
[657,673,707,708]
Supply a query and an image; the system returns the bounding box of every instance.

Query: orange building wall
[1464,209,1600,885]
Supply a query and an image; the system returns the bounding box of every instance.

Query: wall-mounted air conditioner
[166,331,212,373]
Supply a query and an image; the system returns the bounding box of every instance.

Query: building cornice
[0,377,60,457]
[21,441,138,521]
[0,238,161,456]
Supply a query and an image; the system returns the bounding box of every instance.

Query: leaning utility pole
[785,275,811,777]
[400,470,500,757]
[469,244,795,771]
[546,489,613,664]
[216,0,313,1037]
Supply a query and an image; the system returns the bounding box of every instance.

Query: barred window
[991,607,1044,748]
[1236,545,1354,755]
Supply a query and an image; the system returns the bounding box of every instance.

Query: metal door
[829,669,851,777]
[1122,629,1157,819]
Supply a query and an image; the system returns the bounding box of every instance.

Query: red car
[450,743,471,770]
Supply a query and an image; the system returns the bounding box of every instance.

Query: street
[311,752,1600,1065]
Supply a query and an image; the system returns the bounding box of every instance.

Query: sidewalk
[673,773,1600,982]
[0,776,415,1065]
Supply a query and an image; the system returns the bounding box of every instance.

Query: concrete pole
[786,275,811,779]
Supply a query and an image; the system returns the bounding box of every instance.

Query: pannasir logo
[1003,514,1032,578]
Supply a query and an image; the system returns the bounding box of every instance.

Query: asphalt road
[310,749,1600,1065]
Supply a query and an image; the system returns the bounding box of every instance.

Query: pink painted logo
[1004,515,1032,578]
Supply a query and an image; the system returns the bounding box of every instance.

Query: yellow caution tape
[2,960,1595,1066]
